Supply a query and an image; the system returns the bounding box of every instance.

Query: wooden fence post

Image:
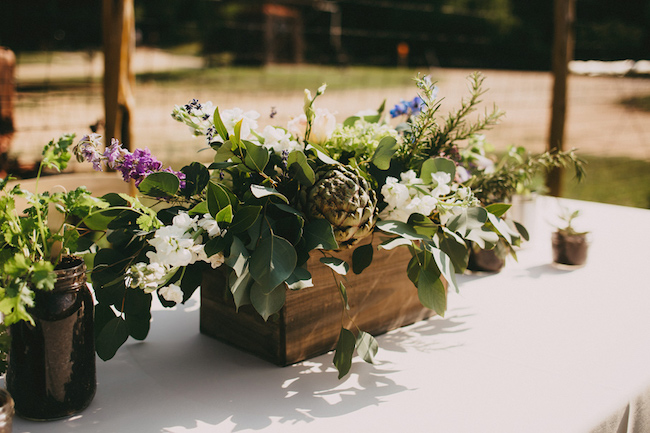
[103,0,135,150]
[0,47,16,176]
[547,0,576,196]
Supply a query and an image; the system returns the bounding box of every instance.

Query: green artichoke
[302,164,378,248]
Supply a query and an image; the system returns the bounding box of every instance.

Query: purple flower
[104,138,128,170]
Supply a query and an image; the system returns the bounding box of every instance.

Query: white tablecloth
[7,198,650,433]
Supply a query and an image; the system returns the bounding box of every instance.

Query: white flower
[287,114,307,140]
[197,214,222,238]
[309,108,336,144]
[400,170,419,185]
[430,172,452,197]
[159,284,183,304]
[260,125,302,154]
[381,176,410,209]
[220,108,260,139]
[127,262,169,293]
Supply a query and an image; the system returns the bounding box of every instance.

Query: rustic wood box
[200,241,438,366]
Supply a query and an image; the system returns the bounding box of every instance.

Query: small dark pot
[552,232,589,266]
[467,247,505,273]
[6,256,96,421]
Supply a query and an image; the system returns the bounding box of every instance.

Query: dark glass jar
[6,256,96,421]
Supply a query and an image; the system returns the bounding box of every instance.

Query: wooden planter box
[200,240,438,366]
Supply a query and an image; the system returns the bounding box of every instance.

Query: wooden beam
[102,0,135,150]
[547,0,575,196]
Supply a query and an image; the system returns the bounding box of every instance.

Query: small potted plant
[458,136,585,271]
[551,207,590,266]
[0,135,136,420]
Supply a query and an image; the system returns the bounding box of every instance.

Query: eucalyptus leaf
[379,237,412,250]
[333,328,356,379]
[420,157,456,184]
[138,172,180,198]
[230,205,262,234]
[249,235,297,292]
[371,136,398,170]
[250,282,286,321]
[303,219,339,251]
[125,312,151,341]
[376,220,428,241]
[287,150,316,186]
[356,331,379,364]
[180,162,211,197]
[424,242,458,294]
[207,181,238,218]
[229,266,252,309]
[225,236,249,277]
[96,316,129,361]
[352,243,374,274]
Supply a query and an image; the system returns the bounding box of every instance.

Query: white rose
[309,108,336,144]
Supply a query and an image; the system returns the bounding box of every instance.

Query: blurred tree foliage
[0,0,648,69]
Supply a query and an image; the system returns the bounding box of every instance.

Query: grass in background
[563,155,650,209]
[137,65,426,92]
[620,94,650,112]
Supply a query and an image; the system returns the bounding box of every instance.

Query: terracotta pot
[6,256,96,421]
[552,232,589,266]
[200,239,443,366]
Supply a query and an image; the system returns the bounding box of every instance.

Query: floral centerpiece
[76,72,522,378]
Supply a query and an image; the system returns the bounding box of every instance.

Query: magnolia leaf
[249,235,297,292]
[285,266,313,290]
[243,140,270,173]
[514,221,530,242]
[320,257,349,275]
[96,316,129,361]
[420,157,456,184]
[188,200,209,215]
[485,203,511,219]
[207,181,238,218]
[376,220,428,241]
[424,242,458,294]
[250,282,286,321]
[303,219,339,251]
[287,150,315,186]
[371,136,398,170]
[439,227,469,274]
[352,243,374,274]
[250,185,289,203]
[379,237,412,250]
[212,107,230,140]
[356,331,379,364]
[215,205,233,225]
[213,144,235,163]
[333,328,356,379]
[138,172,180,198]
[230,205,262,234]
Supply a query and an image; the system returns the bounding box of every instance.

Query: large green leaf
[352,243,374,274]
[225,235,249,277]
[420,157,456,184]
[215,205,233,225]
[96,316,129,361]
[207,181,238,218]
[180,162,210,197]
[250,282,286,321]
[288,150,316,186]
[485,203,511,219]
[371,136,398,170]
[424,242,458,294]
[125,312,151,341]
[303,219,339,251]
[243,140,270,173]
[439,227,469,274]
[249,235,297,292]
[417,267,447,316]
[230,205,262,234]
[446,207,487,236]
[333,328,356,379]
[138,172,180,198]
